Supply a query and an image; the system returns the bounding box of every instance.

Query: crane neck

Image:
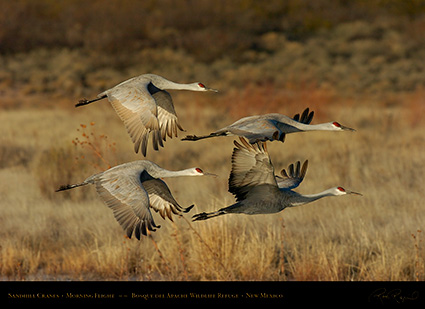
[271,115,335,133]
[147,165,197,178]
[286,188,336,207]
[295,122,335,131]
[163,168,197,177]
[148,75,198,91]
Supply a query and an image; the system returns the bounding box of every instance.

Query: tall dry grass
[0,85,424,281]
[1,2,424,281]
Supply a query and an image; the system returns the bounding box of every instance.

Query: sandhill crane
[183,108,355,144]
[56,160,216,239]
[192,137,361,221]
[76,73,217,156]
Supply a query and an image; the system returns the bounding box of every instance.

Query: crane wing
[225,116,282,143]
[104,80,184,156]
[292,108,314,124]
[94,168,159,240]
[142,178,194,221]
[228,137,278,201]
[153,89,184,141]
[104,80,160,156]
[275,160,309,190]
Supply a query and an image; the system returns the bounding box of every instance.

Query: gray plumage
[183,107,355,144]
[57,160,215,239]
[76,73,217,156]
[192,137,361,221]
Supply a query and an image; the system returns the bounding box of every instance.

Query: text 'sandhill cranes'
[192,137,361,221]
[77,73,217,156]
[56,160,216,239]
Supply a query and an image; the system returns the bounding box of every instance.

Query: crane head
[333,186,362,196]
[196,82,218,92]
[332,122,356,131]
[192,167,217,177]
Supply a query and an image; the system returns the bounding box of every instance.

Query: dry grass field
[1,0,425,282]
[0,87,424,281]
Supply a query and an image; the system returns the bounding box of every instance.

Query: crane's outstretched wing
[275,160,308,190]
[94,168,159,240]
[142,179,194,221]
[292,107,314,124]
[103,80,184,156]
[228,137,278,201]
[227,117,284,143]
[104,79,160,156]
[154,89,184,141]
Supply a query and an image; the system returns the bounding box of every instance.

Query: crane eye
[195,168,203,173]
[198,83,205,88]
[337,186,345,192]
[333,122,341,127]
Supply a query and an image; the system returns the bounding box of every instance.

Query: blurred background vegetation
[1,0,425,281]
[1,0,425,100]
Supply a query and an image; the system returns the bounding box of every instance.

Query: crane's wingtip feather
[233,139,243,148]
[183,204,195,213]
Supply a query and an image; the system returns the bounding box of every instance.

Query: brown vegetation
[0,0,424,281]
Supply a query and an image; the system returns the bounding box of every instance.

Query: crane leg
[182,131,227,141]
[192,210,226,221]
[75,95,107,107]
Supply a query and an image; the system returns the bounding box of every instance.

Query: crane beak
[341,125,356,132]
[203,171,218,177]
[347,190,362,196]
[206,87,218,93]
